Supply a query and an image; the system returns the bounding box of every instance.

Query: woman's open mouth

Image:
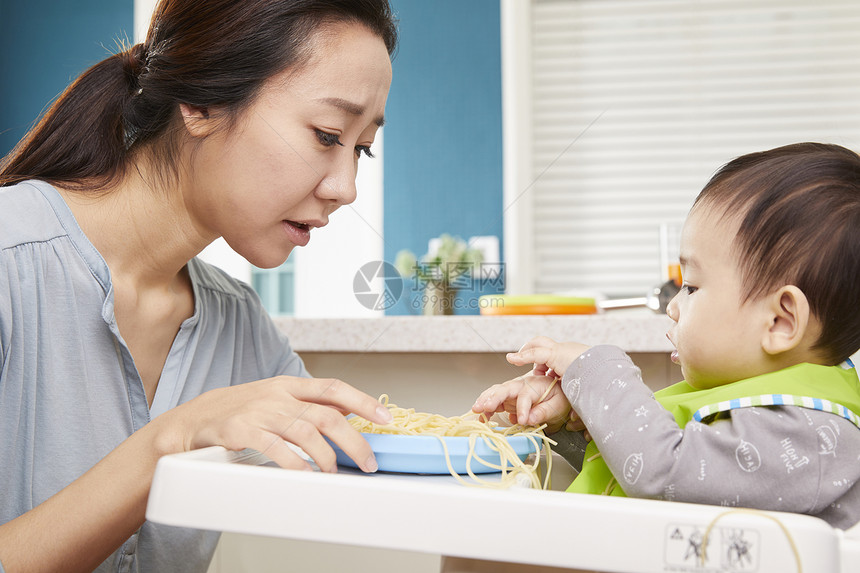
[283,220,312,246]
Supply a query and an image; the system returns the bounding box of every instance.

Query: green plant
[394,234,483,287]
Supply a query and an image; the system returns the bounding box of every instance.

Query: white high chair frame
[146,447,860,573]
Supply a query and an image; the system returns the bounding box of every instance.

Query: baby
[472,142,860,529]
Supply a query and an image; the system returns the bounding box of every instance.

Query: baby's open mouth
[666,333,678,363]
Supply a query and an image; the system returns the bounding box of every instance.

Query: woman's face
[183,21,392,268]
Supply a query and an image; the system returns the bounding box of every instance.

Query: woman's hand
[505,336,590,381]
[155,376,392,473]
[471,374,570,433]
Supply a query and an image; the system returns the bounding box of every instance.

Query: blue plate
[328,432,541,474]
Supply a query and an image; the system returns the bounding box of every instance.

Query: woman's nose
[316,154,358,206]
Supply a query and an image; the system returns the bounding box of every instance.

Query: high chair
[147,446,859,573]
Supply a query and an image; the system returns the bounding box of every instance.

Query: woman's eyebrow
[316,97,385,127]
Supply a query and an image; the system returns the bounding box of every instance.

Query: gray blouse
[0,180,309,572]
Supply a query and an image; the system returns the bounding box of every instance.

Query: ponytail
[0,44,148,189]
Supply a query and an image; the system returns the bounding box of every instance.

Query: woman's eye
[315,129,374,159]
[681,284,698,295]
[315,129,343,148]
[355,145,375,159]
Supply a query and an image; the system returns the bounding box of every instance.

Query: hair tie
[141,45,155,76]
[123,43,149,95]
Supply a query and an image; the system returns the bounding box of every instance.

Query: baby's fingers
[506,345,553,368]
[470,391,507,416]
[515,386,536,426]
[471,380,523,415]
[526,394,570,428]
[566,412,586,432]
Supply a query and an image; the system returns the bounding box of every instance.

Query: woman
[0,1,397,571]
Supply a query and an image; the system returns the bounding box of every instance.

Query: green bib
[567,362,860,496]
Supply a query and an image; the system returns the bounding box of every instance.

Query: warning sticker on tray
[664,523,759,571]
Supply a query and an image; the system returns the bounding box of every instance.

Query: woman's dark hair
[693,142,860,364]
[0,0,397,190]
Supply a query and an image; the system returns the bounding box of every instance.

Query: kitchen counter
[273,313,675,354]
[272,313,682,417]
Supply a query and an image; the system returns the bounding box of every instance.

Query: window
[251,260,295,316]
[502,0,860,297]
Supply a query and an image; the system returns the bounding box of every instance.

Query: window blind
[530,0,860,297]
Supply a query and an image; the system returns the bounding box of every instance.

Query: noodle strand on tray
[349,394,557,490]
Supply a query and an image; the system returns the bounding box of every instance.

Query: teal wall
[0,0,505,316]
[0,0,134,157]
[384,0,505,315]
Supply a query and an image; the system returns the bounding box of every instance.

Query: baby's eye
[315,129,344,148]
[355,145,375,159]
[681,284,698,295]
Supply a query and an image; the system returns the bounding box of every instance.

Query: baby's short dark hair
[693,142,860,364]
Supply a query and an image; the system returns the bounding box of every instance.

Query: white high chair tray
[147,446,859,573]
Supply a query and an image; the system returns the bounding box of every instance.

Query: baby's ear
[762,285,810,355]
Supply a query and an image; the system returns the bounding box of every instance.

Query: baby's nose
[665,294,680,321]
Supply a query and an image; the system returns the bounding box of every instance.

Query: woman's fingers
[271,404,378,473]
[175,376,388,474]
[253,431,315,472]
[281,377,393,425]
[254,376,391,472]
[265,385,381,473]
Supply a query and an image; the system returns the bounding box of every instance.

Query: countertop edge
[274,314,675,353]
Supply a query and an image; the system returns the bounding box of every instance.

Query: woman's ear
[179,103,214,137]
[762,285,811,356]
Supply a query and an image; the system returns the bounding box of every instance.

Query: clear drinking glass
[659,223,683,287]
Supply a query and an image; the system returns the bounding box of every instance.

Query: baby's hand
[566,411,592,442]
[471,374,570,433]
[506,336,590,380]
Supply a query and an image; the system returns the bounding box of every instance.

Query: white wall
[292,130,385,317]
[133,0,156,43]
[500,0,533,296]
[133,0,384,317]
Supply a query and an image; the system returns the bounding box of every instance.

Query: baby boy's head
[692,142,860,364]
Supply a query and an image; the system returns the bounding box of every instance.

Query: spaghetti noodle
[349,394,557,489]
